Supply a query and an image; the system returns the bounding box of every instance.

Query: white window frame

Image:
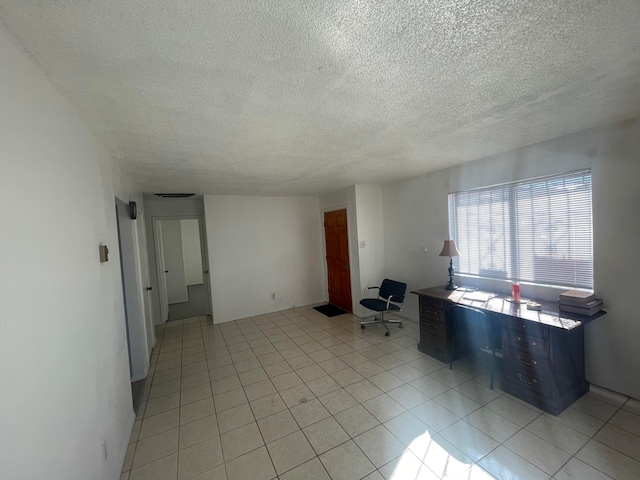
[448,169,594,290]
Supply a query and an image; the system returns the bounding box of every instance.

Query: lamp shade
[439,240,461,257]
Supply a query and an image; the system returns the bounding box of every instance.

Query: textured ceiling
[1,1,639,195]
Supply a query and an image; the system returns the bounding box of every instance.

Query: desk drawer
[420,329,448,349]
[505,317,549,339]
[420,304,444,322]
[503,347,550,382]
[504,329,549,358]
[503,362,551,396]
[420,295,446,310]
[421,318,446,335]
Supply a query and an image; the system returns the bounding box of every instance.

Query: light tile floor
[121,306,640,480]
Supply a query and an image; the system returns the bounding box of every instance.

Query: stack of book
[559,290,603,316]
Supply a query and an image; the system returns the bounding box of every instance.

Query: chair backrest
[379,279,407,304]
[449,304,495,346]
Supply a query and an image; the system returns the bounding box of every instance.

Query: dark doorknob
[145,287,153,291]
[164,270,169,273]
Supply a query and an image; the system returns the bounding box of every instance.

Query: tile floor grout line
[585,423,640,464]
[567,438,616,480]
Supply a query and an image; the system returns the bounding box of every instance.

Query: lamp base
[445,258,457,290]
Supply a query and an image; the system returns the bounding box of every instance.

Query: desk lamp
[439,240,461,290]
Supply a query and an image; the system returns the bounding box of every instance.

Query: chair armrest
[362,286,380,298]
[385,294,404,310]
[385,294,394,309]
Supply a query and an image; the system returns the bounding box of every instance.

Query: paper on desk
[463,291,495,302]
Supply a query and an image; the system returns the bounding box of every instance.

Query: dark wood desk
[411,286,604,415]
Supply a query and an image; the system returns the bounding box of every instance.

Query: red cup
[512,282,521,302]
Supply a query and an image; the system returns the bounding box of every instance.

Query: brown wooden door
[324,209,352,312]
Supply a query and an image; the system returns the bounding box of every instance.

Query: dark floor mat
[313,303,349,317]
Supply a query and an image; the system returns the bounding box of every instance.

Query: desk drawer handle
[517,336,536,346]
[518,374,538,385]
[517,355,537,366]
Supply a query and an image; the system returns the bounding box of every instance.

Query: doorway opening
[153,217,212,322]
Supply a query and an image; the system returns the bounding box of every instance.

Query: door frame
[321,205,355,313]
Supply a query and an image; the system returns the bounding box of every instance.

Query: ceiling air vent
[154,193,195,198]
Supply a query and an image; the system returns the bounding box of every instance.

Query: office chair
[449,304,500,389]
[359,279,407,336]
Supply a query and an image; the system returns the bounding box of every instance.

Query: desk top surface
[411,286,605,331]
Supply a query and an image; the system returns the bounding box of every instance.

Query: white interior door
[137,210,156,348]
[181,219,204,286]
[198,217,213,318]
[153,220,170,322]
[116,200,149,381]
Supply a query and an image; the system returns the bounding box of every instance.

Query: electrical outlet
[99,245,109,262]
[271,293,276,300]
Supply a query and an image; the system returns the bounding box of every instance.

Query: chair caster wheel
[399,323,403,328]
[385,331,390,337]
[361,325,365,329]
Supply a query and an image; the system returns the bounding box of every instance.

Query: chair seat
[359,279,406,337]
[359,298,401,312]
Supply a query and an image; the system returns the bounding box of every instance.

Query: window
[448,170,593,289]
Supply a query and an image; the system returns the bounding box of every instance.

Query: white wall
[204,195,324,323]
[355,184,387,299]
[181,219,204,286]
[0,27,134,480]
[382,120,640,399]
[160,219,188,304]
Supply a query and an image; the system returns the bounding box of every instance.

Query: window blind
[448,170,593,289]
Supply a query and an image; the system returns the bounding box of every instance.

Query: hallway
[168,284,210,322]
[121,307,640,480]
